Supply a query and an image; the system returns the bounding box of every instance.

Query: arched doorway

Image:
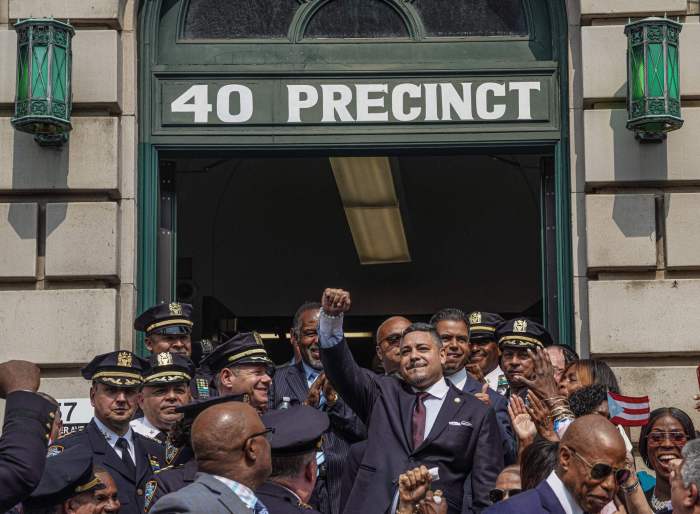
[137,0,572,362]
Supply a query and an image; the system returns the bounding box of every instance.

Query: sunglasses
[489,488,521,503]
[646,431,687,446]
[381,334,403,347]
[567,447,631,485]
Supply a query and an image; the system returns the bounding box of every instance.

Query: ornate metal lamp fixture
[11,18,74,147]
[625,17,682,143]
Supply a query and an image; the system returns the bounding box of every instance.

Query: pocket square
[449,420,472,427]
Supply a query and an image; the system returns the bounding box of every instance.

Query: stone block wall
[0,0,137,404]
[572,2,700,424]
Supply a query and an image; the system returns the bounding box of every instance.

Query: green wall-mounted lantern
[11,18,74,147]
[625,17,682,143]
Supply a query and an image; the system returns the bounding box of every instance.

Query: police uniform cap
[468,311,505,342]
[496,318,553,350]
[81,351,148,388]
[199,332,274,374]
[175,393,249,422]
[262,406,329,455]
[25,446,104,508]
[134,302,193,336]
[143,352,195,386]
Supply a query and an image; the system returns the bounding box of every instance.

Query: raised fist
[0,360,41,398]
[321,288,352,316]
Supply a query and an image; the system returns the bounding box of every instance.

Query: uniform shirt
[130,416,166,442]
[93,416,136,462]
[213,475,268,513]
[485,366,506,394]
[545,471,583,514]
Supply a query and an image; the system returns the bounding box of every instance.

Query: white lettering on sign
[170,81,542,124]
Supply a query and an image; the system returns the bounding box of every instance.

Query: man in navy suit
[430,308,516,465]
[484,415,629,514]
[270,301,366,514]
[318,288,503,514]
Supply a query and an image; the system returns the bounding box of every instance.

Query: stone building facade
[0,0,698,427]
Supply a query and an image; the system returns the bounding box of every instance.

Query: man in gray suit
[150,401,273,514]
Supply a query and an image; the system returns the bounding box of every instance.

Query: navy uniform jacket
[269,362,366,514]
[320,340,504,514]
[51,419,158,514]
[459,373,517,465]
[145,459,198,512]
[140,434,194,470]
[257,481,322,514]
[0,391,56,511]
[483,479,565,514]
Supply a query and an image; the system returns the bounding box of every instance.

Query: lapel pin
[454,398,461,403]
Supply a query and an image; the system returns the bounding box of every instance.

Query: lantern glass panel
[52,46,66,101]
[631,45,645,101]
[17,45,28,101]
[646,42,664,97]
[668,44,679,100]
[31,44,48,97]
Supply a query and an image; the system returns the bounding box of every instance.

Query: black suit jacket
[321,341,504,514]
[52,419,157,514]
[0,391,55,511]
[483,479,566,514]
[269,362,366,514]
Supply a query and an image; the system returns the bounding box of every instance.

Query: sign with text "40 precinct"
[160,76,553,127]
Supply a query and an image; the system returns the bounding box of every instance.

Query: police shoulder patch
[47,444,64,457]
[144,480,158,512]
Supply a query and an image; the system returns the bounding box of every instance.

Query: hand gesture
[322,288,352,316]
[398,466,432,514]
[465,363,485,384]
[0,360,41,398]
[526,391,559,442]
[518,347,560,399]
[508,395,536,445]
[305,374,325,408]
[474,383,491,407]
[322,375,339,406]
[416,490,448,514]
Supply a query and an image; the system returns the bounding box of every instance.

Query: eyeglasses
[646,431,687,446]
[380,333,402,347]
[245,427,275,445]
[567,446,631,485]
[489,488,521,503]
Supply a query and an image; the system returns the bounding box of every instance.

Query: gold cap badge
[513,319,528,333]
[253,331,263,346]
[469,312,482,325]
[156,352,173,366]
[117,351,133,367]
[169,302,183,316]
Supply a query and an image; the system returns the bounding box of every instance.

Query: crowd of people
[1,287,699,514]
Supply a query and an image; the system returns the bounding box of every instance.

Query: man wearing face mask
[269,301,366,514]
[484,414,629,514]
[318,288,503,514]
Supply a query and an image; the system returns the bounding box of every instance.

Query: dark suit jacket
[146,459,198,512]
[269,362,366,514]
[321,341,504,514]
[459,373,517,464]
[257,481,323,514]
[150,472,252,514]
[53,419,157,514]
[483,480,566,514]
[0,391,55,511]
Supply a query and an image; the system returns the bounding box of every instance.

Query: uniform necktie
[116,437,136,477]
[411,392,429,450]
[155,431,167,444]
[253,499,269,514]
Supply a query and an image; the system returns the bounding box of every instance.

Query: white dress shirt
[93,416,136,462]
[413,378,450,438]
[446,367,469,391]
[545,471,583,514]
[130,415,165,442]
[485,365,505,393]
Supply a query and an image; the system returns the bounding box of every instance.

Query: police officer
[467,311,508,395]
[495,317,554,399]
[257,406,330,514]
[49,351,158,514]
[134,302,213,399]
[131,352,194,444]
[199,331,275,413]
[143,394,249,512]
[22,446,105,514]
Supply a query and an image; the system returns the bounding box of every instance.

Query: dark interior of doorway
[162,152,547,369]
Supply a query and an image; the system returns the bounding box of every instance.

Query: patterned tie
[411,392,429,450]
[253,499,269,514]
[116,437,136,477]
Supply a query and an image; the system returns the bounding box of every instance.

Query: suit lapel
[399,382,417,454]
[537,480,567,514]
[288,362,310,399]
[461,374,481,395]
[134,434,150,486]
[88,420,133,483]
[418,385,463,451]
[198,473,253,514]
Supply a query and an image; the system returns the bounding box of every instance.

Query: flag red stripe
[608,392,649,404]
[610,416,649,427]
[623,407,651,415]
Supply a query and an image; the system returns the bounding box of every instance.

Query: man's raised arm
[318,288,380,423]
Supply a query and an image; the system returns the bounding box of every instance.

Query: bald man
[484,415,629,514]
[375,316,411,375]
[150,402,272,514]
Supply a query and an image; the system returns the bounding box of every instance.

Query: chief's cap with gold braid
[199,331,274,374]
[81,351,148,388]
[262,405,329,456]
[25,446,104,508]
[134,302,194,336]
[468,311,505,342]
[496,318,553,350]
[143,352,195,386]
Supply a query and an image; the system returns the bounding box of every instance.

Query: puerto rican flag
[607,391,651,426]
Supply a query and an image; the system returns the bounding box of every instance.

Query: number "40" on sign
[171,84,254,123]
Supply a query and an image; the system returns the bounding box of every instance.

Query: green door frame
[136,0,573,355]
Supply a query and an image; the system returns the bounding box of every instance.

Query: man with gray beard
[269,302,366,514]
